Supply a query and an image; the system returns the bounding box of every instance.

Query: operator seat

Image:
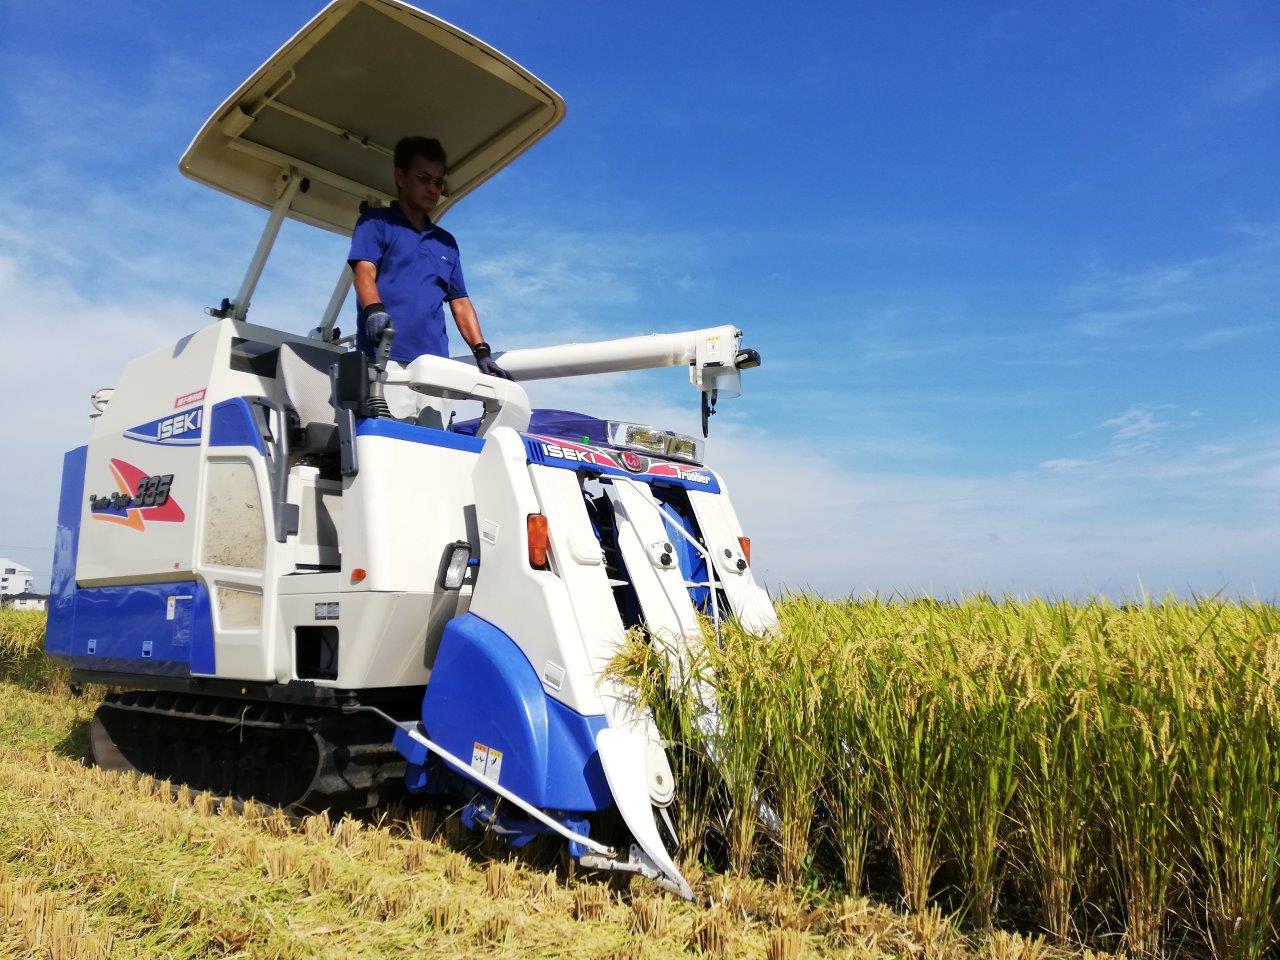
[278,341,344,455]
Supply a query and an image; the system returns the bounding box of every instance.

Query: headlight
[622,424,668,455]
[606,421,704,464]
[665,434,702,463]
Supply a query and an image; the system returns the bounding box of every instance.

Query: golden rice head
[193,791,215,817]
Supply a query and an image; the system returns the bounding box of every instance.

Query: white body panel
[687,479,778,634]
[467,429,607,717]
[605,479,702,644]
[342,434,477,592]
[397,353,532,435]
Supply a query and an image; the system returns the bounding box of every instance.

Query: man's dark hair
[394,136,447,171]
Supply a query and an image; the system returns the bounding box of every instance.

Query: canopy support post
[217,168,303,322]
[316,264,354,341]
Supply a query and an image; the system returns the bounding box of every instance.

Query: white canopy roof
[179,0,565,235]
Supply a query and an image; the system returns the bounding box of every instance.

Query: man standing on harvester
[348,136,511,427]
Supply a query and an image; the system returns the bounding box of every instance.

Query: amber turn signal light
[528,514,550,570]
[737,537,751,565]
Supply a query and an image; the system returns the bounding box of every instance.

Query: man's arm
[352,260,381,308]
[449,297,512,380]
[351,260,392,346]
[448,296,483,351]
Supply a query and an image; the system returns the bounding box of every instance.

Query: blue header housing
[410,613,612,813]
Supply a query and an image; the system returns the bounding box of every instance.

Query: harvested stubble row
[0,703,1032,960]
[612,595,1280,959]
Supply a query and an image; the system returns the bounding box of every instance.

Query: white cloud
[1064,225,1280,342]
[1099,405,1167,445]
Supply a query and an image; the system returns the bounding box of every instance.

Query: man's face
[394,155,446,216]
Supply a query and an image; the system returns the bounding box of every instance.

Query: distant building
[0,559,34,598]
[2,592,47,612]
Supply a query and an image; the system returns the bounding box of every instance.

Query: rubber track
[90,690,408,817]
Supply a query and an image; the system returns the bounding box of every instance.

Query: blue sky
[0,1,1277,597]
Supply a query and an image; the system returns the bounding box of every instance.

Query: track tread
[91,691,407,816]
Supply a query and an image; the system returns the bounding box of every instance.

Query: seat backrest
[278,342,341,429]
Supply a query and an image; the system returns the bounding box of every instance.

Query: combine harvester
[44,0,774,898]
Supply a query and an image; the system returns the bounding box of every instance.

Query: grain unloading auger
[43,0,777,899]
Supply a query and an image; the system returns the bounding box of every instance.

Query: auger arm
[467,323,757,392]
[448,324,762,436]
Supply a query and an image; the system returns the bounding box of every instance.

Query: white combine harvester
[45,0,774,898]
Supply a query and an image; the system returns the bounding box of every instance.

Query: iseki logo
[620,451,648,473]
[540,441,593,463]
[124,408,203,447]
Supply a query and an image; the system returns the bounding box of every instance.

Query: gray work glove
[362,302,393,344]
[472,341,514,380]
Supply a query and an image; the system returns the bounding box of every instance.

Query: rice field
[613,596,1280,960]
[2,599,1277,958]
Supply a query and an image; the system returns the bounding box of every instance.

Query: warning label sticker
[470,742,504,782]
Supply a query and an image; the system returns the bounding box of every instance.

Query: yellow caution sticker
[470,741,504,782]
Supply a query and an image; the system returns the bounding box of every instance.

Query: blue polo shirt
[347,202,468,362]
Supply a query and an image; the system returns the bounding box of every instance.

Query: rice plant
[611,593,1280,959]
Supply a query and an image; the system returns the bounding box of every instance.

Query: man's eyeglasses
[413,172,447,191]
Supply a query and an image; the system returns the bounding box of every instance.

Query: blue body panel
[45,446,87,658]
[656,494,712,611]
[46,444,216,677]
[53,580,214,677]
[356,417,485,454]
[209,398,264,452]
[407,613,611,813]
